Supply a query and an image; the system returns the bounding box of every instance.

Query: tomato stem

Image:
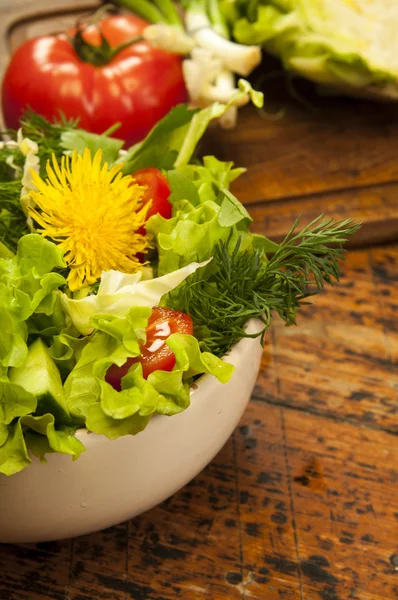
[71,27,143,67]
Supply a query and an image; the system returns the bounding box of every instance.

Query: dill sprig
[0,180,28,253]
[167,216,360,357]
[1,109,79,179]
[19,109,79,175]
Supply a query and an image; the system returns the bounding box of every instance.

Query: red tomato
[2,15,187,146]
[133,168,172,232]
[105,307,193,390]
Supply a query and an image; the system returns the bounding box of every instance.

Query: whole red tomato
[2,15,187,145]
[105,307,193,389]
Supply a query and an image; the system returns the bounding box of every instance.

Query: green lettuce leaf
[147,165,253,275]
[61,129,124,165]
[118,80,263,173]
[63,305,233,440]
[0,235,66,368]
[85,332,234,440]
[49,329,90,378]
[64,307,152,422]
[0,420,30,476]
[21,414,85,462]
[61,260,209,335]
[147,200,236,274]
[0,378,37,425]
[0,413,85,475]
[146,148,269,275]
[168,155,245,206]
[229,1,398,94]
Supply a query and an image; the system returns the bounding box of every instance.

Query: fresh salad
[0,82,358,476]
[111,1,398,106]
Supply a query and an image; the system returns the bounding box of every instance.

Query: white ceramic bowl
[0,320,263,544]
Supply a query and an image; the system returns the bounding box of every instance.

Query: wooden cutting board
[1,0,398,249]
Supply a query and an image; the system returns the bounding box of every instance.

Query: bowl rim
[74,318,263,446]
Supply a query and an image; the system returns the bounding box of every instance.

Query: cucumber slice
[10,339,70,424]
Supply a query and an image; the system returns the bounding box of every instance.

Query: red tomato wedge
[105,307,193,390]
[133,168,172,233]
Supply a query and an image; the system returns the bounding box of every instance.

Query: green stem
[101,122,122,136]
[152,0,183,27]
[114,0,166,23]
[207,0,230,38]
[72,29,143,67]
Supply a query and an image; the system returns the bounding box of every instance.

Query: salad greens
[0,86,358,476]
[167,217,357,356]
[62,260,211,335]
[222,0,398,98]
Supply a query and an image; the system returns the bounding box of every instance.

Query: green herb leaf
[166,216,360,356]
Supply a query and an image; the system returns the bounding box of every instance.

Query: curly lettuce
[65,308,234,439]
[147,155,277,275]
[0,237,234,476]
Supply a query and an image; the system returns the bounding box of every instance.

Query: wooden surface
[0,245,397,600]
[205,82,398,247]
[1,2,398,599]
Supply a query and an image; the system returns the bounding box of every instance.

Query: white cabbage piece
[61,260,210,335]
[232,0,398,98]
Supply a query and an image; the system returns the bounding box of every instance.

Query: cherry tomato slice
[105,307,193,390]
[133,168,172,233]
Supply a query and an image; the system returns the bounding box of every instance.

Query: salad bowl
[0,320,263,544]
[0,82,358,545]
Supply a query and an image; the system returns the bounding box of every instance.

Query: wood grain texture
[0,1,398,598]
[255,245,398,434]
[203,74,398,247]
[0,247,397,599]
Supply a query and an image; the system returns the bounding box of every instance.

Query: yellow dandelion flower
[29,148,151,292]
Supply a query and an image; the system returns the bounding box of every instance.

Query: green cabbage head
[226,0,398,98]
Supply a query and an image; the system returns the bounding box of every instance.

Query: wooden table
[1,2,398,599]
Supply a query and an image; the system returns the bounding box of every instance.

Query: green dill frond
[0,180,28,253]
[166,216,360,357]
[19,109,79,176]
[1,108,79,179]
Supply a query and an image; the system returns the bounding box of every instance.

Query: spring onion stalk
[183,47,222,103]
[0,140,18,150]
[184,0,261,76]
[143,24,195,53]
[216,71,238,129]
[151,0,184,28]
[182,48,247,109]
[198,84,249,106]
[115,0,166,24]
[182,57,206,102]
[114,0,262,126]
[206,1,238,128]
[207,0,230,39]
